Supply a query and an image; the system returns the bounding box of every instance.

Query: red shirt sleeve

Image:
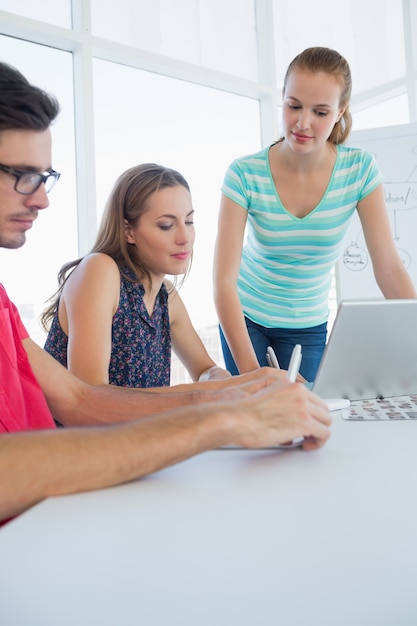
[0,285,56,433]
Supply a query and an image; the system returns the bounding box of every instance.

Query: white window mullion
[254,0,279,147]
[71,0,98,255]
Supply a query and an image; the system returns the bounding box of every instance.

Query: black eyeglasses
[0,163,61,195]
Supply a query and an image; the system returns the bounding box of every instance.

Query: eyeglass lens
[16,171,59,194]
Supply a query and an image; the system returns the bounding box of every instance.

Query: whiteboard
[335,122,417,301]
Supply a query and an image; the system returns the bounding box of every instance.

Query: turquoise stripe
[221,144,383,328]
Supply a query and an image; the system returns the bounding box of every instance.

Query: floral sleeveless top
[44,266,171,387]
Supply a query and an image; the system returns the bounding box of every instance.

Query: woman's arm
[357,185,417,298]
[169,287,230,381]
[213,194,260,373]
[57,253,121,385]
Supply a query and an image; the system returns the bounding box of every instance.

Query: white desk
[1,414,417,626]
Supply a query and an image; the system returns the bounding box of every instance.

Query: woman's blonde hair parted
[283,46,353,144]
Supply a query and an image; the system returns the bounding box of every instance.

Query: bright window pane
[353,93,409,130]
[93,59,261,330]
[273,0,405,94]
[0,36,77,344]
[91,0,257,80]
[0,0,71,28]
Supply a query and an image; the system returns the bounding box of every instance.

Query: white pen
[287,344,302,383]
[267,343,304,450]
[266,346,280,369]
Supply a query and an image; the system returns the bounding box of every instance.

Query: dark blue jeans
[219,318,327,383]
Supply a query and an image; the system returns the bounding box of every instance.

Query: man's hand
[227,377,332,450]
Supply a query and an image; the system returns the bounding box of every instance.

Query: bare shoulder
[67,253,120,286]
[62,253,121,307]
[79,252,119,274]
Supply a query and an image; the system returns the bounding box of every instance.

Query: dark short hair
[0,62,60,132]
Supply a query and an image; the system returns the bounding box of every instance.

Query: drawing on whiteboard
[337,124,417,302]
[342,147,417,273]
[343,239,368,271]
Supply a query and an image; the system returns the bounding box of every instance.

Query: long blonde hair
[42,163,191,330]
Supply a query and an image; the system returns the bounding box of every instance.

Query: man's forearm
[0,403,233,522]
[52,382,207,426]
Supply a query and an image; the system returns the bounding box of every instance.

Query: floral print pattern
[44,266,171,388]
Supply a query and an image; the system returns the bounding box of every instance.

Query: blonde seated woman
[43,163,230,391]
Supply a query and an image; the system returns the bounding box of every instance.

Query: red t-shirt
[0,284,56,433]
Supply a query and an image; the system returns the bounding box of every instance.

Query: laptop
[312,299,417,420]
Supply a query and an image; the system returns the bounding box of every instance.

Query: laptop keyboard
[342,394,417,420]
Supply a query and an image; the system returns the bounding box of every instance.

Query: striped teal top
[221,144,383,328]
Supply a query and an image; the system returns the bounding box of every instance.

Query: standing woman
[43,163,230,388]
[213,46,416,381]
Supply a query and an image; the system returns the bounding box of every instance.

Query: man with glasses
[0,61,331,524]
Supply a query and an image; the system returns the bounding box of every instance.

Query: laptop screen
[312,300,417,401]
